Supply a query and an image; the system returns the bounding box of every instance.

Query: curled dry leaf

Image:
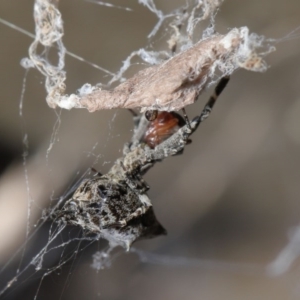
[59,27,273,112]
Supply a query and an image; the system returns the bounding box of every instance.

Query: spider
[54,76,230,250]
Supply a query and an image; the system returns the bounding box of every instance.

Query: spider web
[1,1,300,299]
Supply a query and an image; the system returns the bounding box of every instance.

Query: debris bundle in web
[26,0,275,112]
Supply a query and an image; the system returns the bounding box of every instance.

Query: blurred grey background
[0,0,300,299]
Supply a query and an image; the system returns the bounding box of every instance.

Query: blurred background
[0,0,300,299]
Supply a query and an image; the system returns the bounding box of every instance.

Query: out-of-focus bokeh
[0,0,300,299]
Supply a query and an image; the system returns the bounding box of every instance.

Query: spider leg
[129,114,150,149]
[181,107,191,130]
[128,108,138,117]
[90,167,103,177]
[123,110,144,154]
[191,75,230,131]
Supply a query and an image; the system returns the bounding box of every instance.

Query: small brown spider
[54,76,230,250]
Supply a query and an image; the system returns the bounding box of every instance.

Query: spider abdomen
[143,111,185,148]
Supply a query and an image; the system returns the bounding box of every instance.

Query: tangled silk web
[2,0,299,299]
